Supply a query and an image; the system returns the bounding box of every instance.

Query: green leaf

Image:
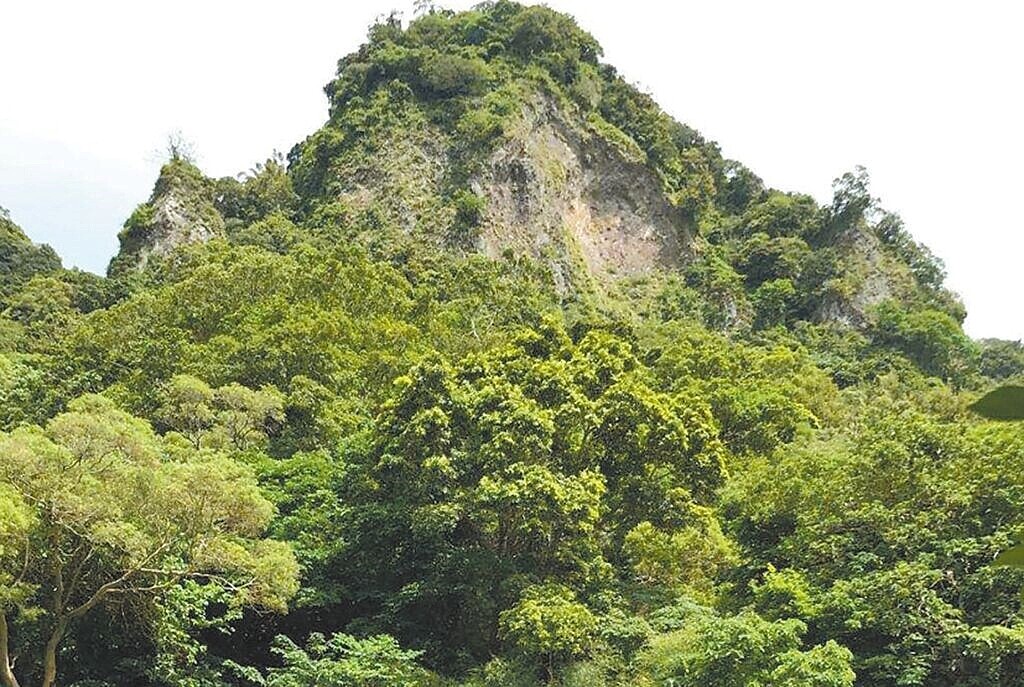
[969,385,1024,421]
[993,543,1024,568]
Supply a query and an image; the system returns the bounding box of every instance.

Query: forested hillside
[2,3,1024,686]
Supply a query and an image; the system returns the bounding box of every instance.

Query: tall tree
[0,395,298,687]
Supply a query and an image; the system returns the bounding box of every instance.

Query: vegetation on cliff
[1,3,1023,686]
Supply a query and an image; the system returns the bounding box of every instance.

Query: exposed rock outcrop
[474,94,693,293]
[107,158,224,277]
[813,225,918,328]
[305,90,694,297]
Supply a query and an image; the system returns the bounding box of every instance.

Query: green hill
[2,4,1023,687]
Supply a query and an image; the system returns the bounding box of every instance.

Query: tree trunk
[39,619,66,687]
[0,612,21,687]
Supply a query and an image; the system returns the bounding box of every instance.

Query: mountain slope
[106,3,960,340]
[107,157,225,277]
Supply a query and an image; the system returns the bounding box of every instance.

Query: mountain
[4,4,1024,687]
[107,2,960,334]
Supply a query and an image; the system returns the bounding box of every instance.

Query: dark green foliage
[978,339,1024,381]
[318,324,729,668]
[0,209,61,303]
[971,385,1024,421]
[216,153,299,226]
[449,189,486,245]
[724,398,1024,686]
[717,161,766,215]
[871,300,978,384]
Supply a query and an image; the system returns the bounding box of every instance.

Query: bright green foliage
[498,584,596,673]
[0,3,1017,686]
[157,374,217,446]
[320,322,731,667]
[623,517,735,596]
[872,300,978,384]
[647,323,830,455]
[217,153,299,226]
[970,384,1024,573]
[0,353,51,429]
[157,374,285,450]
[0,210,61,303]
[725,397,1024,685]
[768,642,858,687]
[638,606,854,687]
[738,192,821,239]
[0,395,298,687]
[242,633,430,687]
[751,565,821,621]
[147,581,247,687]
[736,234,812,287]
[978,339,1024,381]
[61,241,551,420]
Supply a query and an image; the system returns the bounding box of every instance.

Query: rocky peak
[107,158,224,278]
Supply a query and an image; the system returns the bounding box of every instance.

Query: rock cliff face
[289,89,694,297]
[813,225,920,328]
[107,159,224,277]
[473,95,692,293]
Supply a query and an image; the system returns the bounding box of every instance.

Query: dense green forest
[3,3,1024,686]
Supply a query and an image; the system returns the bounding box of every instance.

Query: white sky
[1,1,1021,340]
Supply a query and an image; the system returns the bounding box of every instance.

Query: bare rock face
[332,124,455,239]
[108,159,224,277]
[319,91,695,297]
[474,94,693,294]
[813,225,916,328]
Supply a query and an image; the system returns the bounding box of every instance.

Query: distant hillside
[0,206,61,300]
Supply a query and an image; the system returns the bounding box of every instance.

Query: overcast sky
[1,1,1021,340]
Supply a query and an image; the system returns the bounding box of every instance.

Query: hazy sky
[2,1,1021,340]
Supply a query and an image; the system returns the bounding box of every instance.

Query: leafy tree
[724,392,1024,685]
[157,374,216,447]
[326,323,729,665]
[0,396,298,687]
[498,584,596,681]
[978,339,1024,381]
[216,153,298,226]
[739,191,820,239]
[971,384,1024,570]
[0,214,61,304]
[752,278,798,328]
[1,4,1015,685]
[871,300,978,384]
[622,517,735,596]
